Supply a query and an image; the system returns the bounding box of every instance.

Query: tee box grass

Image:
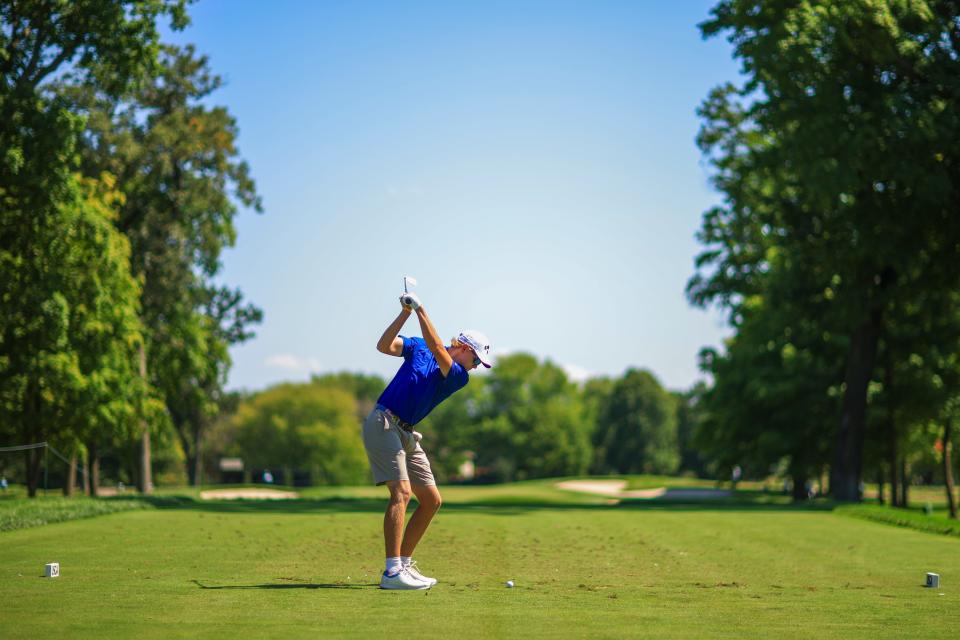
[1,479,958,639]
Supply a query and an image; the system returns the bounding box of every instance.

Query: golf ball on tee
[506,580,515,588]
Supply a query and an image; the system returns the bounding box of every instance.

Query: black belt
[376,404,414,432]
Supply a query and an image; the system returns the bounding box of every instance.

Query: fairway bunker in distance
[555,479,731,501]
[199,489,299,500]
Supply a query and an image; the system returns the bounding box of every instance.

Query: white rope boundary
[0,442,47,452]
[0,441,90,479]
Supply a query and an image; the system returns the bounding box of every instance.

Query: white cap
[457,330,493,368]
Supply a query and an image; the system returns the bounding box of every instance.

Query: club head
[403,275,417,293]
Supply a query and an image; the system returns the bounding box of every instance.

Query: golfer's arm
[415,306,454,376]
[377,310,411,356]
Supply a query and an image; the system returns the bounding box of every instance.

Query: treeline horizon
[3,348,956,504]
[1,1,262,497]
[3,2,960,519]
[0,354,709,491]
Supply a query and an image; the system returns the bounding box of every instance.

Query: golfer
[363,290,492,590]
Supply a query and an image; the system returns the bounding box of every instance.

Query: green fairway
[1,481,958,639]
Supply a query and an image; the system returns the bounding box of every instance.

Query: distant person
[0,476,7,492]
[263,470,274,484]
[364,289,491,590]
[731,465,742,488]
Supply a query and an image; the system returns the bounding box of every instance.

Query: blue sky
[163,1,742,391]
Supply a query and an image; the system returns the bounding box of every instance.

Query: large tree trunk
[885,352,899,507]
[179,415,207,487]
[138,343,153,494]
[944,419,957,520]
[24,447,43,498]
[64,452,77,497]
[193,422,204,486]
[190,433,203,487]
[182,429,199,487]
[140,429,152,493]
[888,421,899,507]
[832,309,883,501]
[23,384,42,498]
[194,454,203,486]
[82,448,90,496]
[876,469,884,505]
[186,456,197,486]
[899,458,909,507]
[791,474,809,501]
[89,443,101,497]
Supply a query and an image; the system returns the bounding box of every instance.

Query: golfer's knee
[389,486,412,505]
[422,491,442,512]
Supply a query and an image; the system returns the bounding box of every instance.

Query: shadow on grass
[192,579,378,590]
[142,491,836,517]
[146,495,613,516]
[616,490,837,513]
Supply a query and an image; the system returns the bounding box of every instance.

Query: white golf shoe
[404,561,438,586]
[380,567,431,590]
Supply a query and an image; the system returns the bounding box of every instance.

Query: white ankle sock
[386,557,403,575]
[401,556,412,567]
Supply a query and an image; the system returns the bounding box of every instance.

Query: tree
[0,174,147,496]
[419,375,487,482]
[695,1,960,500]
[583,376,614,474]
[594,369,678,476]
[232,383,367,486]
[674,382,712,478]
[943,406,958,519]
[1,2,189,210]
[57,43,262,487]
[696,297,843,499]
[478,354,591,481]
[1,2,187,496]
[311,372,386,419]
[419,354,592,482]
[151,304,223,486]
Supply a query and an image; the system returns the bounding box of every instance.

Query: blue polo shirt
[377,336,469,425]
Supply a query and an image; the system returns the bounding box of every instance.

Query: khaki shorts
[361,407,435,486]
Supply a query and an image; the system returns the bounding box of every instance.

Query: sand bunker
[555,479,730,501]
[199,488,299,500]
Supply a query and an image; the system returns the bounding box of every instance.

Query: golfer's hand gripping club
[400,292,422,311]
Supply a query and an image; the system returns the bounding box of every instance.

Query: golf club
[402,275,418,306]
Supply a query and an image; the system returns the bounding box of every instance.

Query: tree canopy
[691,0,960,501]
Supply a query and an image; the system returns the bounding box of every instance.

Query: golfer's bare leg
[400,484,442,557]
[384,480,412,558]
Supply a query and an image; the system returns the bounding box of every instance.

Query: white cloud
[264,354,322,373]
[561,363,593,383]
